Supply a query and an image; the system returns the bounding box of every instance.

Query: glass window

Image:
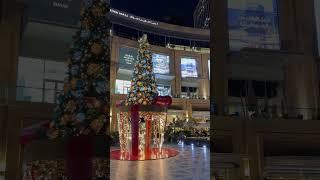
[44,61,67,81]
[181,86,199,99]
[57,82,64,91]
[44,89,55,103]
[314,0,320,55]
[157,85,171,96]
[45,81,56,90]
[228,0,280,50]
[17,57,44,88]
[181,57,198,78]
[118,47,138,70]
[16,57,66,103]
[115,79,131,94]
[152,54,170,74]
[16,87,43,102]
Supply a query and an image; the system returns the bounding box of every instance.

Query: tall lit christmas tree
[113,35,176,160]
[124,34,158,106]
[48,0,109,139]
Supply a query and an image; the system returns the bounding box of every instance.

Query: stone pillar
[211,0,228,116]
[0,2,23,179]
[0,106,7,175]
[174,51,182,97]
[110,37,119,132]
[5,107,23,180]
[280,0,319,120]
[0,3,21,104]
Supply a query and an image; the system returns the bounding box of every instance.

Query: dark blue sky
[111,0,198,27]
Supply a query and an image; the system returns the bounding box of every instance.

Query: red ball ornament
[154,96,172,107]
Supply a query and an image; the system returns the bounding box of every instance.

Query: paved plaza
[111,143,210,180]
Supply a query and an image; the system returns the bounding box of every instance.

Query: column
[211,0,229,116]
[280,0,319,119]
[110,37,119,132]
[0,2,23,180]
[174,51,182,97]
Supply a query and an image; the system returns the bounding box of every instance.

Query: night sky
[110,0,198,27]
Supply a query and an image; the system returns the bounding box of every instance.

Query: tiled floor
[111,143,210,180]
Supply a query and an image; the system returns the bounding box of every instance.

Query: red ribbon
[130,105,139,159]
[153,96,172,107]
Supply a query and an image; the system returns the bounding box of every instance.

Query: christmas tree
[124,34,158,106]
[48,0,109,139]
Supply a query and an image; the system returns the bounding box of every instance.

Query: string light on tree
[123,34,158,106]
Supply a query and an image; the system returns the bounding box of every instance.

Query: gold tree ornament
[82,17,91,30]
[60,114,71,125]
[91,42,103,55]
[90,116,104,134]
[70,78,78,90]
[63,83,70,93]
[66,100,77,112]
[48,130,59,139]
[92,6,105,17]
[87,63,100,75]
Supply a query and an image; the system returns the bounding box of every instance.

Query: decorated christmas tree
[124,34,158,106]
[48,0,109,139]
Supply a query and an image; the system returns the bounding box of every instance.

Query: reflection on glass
[115,79,131,94]
[228,0,280,50]
[16,87,43,102]
[44,90,55,103]
[45,81,55,89]
[44,61,67,81]
[16,57,67,103]
[17,57,44,88]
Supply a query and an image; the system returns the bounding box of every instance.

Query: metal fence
[211,103,320,120]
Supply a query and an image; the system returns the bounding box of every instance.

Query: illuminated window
[157,85,171,96]
[181,57,198,78]
[152,54,170,74]
[115,79,131,94]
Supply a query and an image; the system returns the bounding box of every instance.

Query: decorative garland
[23,158,109,180]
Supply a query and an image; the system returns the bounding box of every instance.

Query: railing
[16,86,62,104]
[211,103,320,120]
[112,24,210,48]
